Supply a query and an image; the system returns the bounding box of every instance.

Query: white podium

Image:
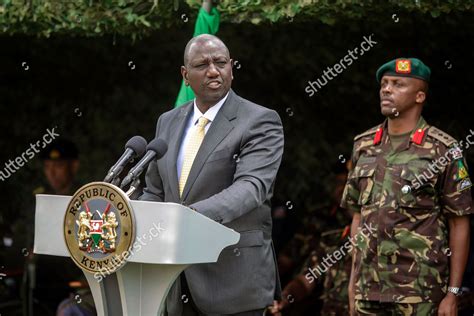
[34,191,240,316]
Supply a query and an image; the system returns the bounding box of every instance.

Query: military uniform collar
[410,116,429,145]
[373,116,429,147]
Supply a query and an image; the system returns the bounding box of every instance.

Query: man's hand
[348,277,356,316]
[439,215,470,316]
[267,298,289,315]
[438,293,457,316]
[202,0,212,13]
[349,213,360,316]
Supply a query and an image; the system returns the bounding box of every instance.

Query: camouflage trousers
[355,300,437,316]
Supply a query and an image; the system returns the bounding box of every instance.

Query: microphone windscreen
[125,136,148,157]
[147,138,168,159]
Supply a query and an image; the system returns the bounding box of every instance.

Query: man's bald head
[180,34,233,110]
[183,34,230,66]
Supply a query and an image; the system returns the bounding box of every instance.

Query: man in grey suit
[140,34,284,316]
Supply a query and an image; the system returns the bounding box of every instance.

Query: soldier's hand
[438,293,457,316]
[349,297,356,316]
[348,280,356,315]
[266,300,285,315]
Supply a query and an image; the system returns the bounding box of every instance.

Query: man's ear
[181,66,189,85]
[230,58,234,80]
[416,90,426,104]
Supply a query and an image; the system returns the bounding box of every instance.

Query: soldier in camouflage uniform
[311,226,353,315]
[269,226,352,316]
[312,165,353,315]
[276,162,351,284]
[269,165,352,315]
[341,58,473,315]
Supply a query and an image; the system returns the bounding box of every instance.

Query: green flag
[174,7,220,108]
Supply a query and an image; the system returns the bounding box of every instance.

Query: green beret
[376,58,431,83]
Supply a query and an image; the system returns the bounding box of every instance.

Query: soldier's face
[181,40,233,108]
[43,159,78,193]
[379,76,426,117]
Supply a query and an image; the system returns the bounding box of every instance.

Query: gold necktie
[179,116,209,197]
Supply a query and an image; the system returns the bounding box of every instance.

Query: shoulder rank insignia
[427,126,457,147]
[411,128,425,145]
[373,128,383,145]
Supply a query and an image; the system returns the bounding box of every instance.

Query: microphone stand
[111,177,121,187]
[103,167,140,197]
[125,178,141,197]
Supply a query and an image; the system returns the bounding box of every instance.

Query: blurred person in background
[270,162,352,315]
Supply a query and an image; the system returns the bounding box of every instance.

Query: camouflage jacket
[340,116,473,303]
[300,226,352,312]
[319,227,352,315]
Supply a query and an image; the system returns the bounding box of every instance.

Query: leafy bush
[1,0,473,38]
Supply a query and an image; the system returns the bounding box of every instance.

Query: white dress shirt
[177,92,229,179]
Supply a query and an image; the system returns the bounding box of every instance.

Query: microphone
[120,138,168,188]
[104,136,147,183]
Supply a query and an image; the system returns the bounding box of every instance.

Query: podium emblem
[64,182,135,273]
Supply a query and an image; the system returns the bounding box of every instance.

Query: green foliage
[0,0,176,39]
[1,0,473,38]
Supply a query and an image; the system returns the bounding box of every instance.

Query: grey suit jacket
[140,89,284,315]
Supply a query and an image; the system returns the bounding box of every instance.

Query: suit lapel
[181,90,239,201]
[167,102,193,202]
